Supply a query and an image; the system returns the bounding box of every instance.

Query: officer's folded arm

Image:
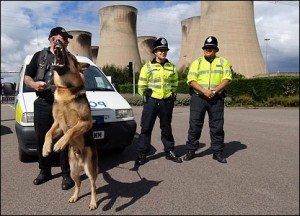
[215,79,231,93]
[189,80,210,95]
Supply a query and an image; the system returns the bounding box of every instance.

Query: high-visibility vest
[187,56,232,94]
[138,60,178,99]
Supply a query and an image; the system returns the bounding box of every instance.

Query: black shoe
[135,153,146,166]
[165,151,182,163]
[183,150,195,161]
[33,173,52,185]
[61,176,75,190]
[213,153,227,163]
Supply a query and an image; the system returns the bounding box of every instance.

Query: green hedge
[100,64,299,107]
[121,77,299,107]
[225,77,299,101]
[121,77,299,97]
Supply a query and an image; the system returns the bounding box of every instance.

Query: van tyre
[113,147,126,154]
[18,146,35,163]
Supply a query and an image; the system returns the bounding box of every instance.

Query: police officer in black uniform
[24,27,75,189]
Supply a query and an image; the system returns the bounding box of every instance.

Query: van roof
[23,54,97,67]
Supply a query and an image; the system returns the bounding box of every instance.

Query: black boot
[135,153,146,166]
[61,175,75,190]
[33,171,52,185]
[213,152,227,163]
[165,151,182,163]
[183,150,195,161]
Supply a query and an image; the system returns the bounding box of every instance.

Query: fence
[1,80,16,104]
[1,95,15,104]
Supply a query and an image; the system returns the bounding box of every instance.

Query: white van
[14,54,137,162]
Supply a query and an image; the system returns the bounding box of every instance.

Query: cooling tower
[180,1,265,78]
[97,5,142,71]
[91,46,99,64]
[137,36,157,64]
[177,16,201,72]
[67,30,92,60]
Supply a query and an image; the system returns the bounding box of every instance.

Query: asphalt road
[1,104,299,215]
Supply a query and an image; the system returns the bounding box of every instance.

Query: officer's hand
[204,89,214,99]
[35,81,47,92]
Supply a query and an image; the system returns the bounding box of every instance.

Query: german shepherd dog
[42,40,98,210]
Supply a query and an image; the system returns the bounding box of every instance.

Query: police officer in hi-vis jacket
[183,36,232,163]
[135,37,182,166]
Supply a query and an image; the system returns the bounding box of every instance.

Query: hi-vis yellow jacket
[138,60,178,99]
[187,56,232,94]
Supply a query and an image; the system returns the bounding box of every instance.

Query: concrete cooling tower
[97,5,142,71]
[67,30,92,60]
[91,46,99,64]
[179,1,265,78]
[137,36,157,64]
[177,16,201,72]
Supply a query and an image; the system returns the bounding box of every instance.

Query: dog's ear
[79,63,90,73]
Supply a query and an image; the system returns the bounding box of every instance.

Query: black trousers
[137,97,175,154]
[33,97,70,176]
[186,94,225,153]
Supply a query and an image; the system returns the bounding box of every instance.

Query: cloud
[1,1,299,73]
[254,1,299,72]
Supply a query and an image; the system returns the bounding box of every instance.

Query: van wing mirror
[2,82,16,95]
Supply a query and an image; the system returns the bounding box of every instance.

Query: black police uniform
[186,92,225,153]
[25,48,70,177]
[138,92,175,154]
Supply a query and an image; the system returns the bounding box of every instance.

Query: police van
[14,54,137,162]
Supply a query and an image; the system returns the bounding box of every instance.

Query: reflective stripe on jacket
[187,56,232,94]
[138,60,178,99]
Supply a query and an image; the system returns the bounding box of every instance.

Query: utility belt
[192,91,225,100]
[36,89,54,101]
[150,96,172,101]
[143,88,176,103]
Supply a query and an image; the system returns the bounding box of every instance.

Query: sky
[1,1,299,81]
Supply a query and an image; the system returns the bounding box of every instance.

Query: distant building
[177,1,266,78]
[97,5,142,71]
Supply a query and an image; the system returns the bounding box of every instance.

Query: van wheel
[114,147,126,153]
[106,147,125,155]
[18,147,35,162]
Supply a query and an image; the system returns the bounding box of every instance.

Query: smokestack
[177,16,201,72]
[137,36,157,64]
[179,1,266,78]
[97,5,142,71]
[91,46,99,64]
[67,30,92,60]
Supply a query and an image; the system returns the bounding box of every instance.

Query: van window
[83,65,114,91]
[22,65,115,92]
[22,64,35,93]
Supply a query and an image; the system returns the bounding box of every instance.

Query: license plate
[93,131,104,139]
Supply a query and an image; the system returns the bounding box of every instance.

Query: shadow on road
[96,171,162,212]
[73,133,162,211]
[1,124,13,136]
[225,141,247,158]
[170,140,247,160]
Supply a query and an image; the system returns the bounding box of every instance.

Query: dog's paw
[53,143,62,152]
[68,195,78,203]
[53,136,69,152]
[53,141,66,152]
[89,202,98,210]
[42,149,50,157]
[42,142,52,157]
